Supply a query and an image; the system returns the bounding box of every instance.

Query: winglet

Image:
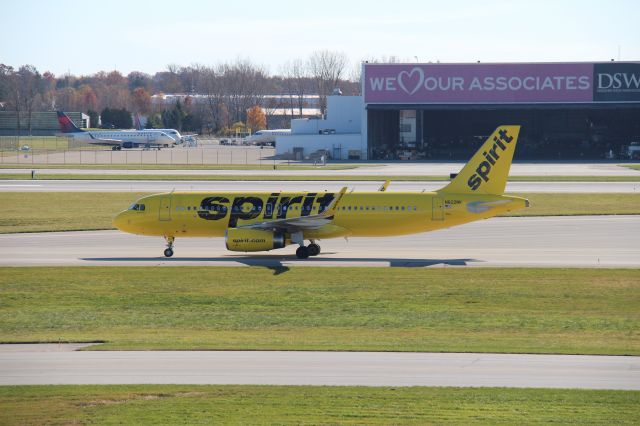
[322,186,348,216]
[439,125,520,195]
[378,180,391,192]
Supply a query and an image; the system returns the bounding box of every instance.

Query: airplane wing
[237,186,348,232]
[86,133,124,146]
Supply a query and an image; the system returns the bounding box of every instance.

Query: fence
[0,136,280,165]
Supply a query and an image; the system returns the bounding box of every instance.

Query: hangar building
[277,61,640,160]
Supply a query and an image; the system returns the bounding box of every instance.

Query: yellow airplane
[114,125,528,259]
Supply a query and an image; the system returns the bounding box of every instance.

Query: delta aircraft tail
[439,125,520,195]
[56,111,84,134]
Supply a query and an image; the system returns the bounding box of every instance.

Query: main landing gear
[296,241,321,259]
[164,236,175,258]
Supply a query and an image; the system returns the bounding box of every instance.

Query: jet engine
[225,228,286,252]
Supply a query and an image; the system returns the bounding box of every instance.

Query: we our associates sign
[363,62,640,104]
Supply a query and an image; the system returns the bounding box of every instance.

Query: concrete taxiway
[1,216,638,268]
[1,162,638,176]
[0,179,638,193]
[1,345,637,389]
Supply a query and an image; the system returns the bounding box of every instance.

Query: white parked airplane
[57,111,177,150]
[133,114,185,144]
[243,129,291,146]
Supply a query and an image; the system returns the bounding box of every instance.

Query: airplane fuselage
[62,130,176,147]
[115,191,528,240]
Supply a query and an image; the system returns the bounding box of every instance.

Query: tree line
[0,50,360,135]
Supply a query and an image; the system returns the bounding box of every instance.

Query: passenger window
[139,204,145,211]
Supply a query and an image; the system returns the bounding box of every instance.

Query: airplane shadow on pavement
[81,255,481,275]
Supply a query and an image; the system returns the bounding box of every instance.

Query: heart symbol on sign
[397,67,424,95]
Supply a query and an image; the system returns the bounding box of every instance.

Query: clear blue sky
[2,0,639,76]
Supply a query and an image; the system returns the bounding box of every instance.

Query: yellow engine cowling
[225,228,286,252]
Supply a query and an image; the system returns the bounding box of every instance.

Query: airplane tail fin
[134,113,142,130]
[56,111,84,133]
[439,125,520,195]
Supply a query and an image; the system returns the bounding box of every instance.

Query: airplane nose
[113,211,129,231]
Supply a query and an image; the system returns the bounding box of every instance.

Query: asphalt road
[0,179,638,193]
[1,162,638,176]
[1,345,637,389]
[2,216,638,268]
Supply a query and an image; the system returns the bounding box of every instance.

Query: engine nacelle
[225,228,286,252]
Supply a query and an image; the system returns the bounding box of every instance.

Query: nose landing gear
[164,236,175,257]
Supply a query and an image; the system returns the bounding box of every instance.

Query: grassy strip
[623,164,640,171]
[0,192,147,233]
[1,267,638,354]
[2,172,640,181]
[507,192,640,216]
[1,385,638,425]
[1,192,638,234]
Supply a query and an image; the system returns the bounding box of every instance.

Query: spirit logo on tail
[467,128,514,191]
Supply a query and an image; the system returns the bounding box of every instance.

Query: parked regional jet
[133,114,186,144]
[243,129,291,146]
[56,111,177,150]
[114,125,528,258]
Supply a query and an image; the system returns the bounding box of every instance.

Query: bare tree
[281,59,311,117]
[307,50,348,116]
[196,65,226,132]
[2,65,21,135]
[3,65,43,135]
[221,59,267,124]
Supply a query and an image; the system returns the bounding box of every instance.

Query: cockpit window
[128,203,146,211]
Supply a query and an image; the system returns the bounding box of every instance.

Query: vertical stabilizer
[439,125,520,195]
[56,111,84,133]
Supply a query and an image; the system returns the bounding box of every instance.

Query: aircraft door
[159,196,172,221]
[432,198,444,221]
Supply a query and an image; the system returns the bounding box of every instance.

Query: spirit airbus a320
[114,125,528,258]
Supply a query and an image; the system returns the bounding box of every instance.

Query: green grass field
[0,136,71,150]
[1,385,638,425]
[0,192,638,234]
[623,164,640,171]
[1,267,638,354]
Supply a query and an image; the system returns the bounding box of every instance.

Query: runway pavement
[1,345,638,389]
[1,162,639,176]
[0,179,638,193]
[2,216,638,268]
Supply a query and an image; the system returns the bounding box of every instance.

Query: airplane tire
[164,248,174,258]
[308,243,321,256]
[295,246,310,259]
